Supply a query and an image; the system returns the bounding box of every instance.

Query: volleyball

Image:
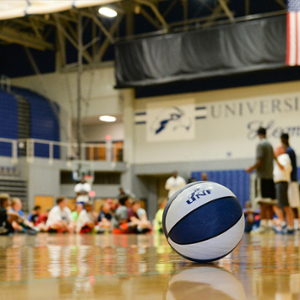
[162,181,245,262]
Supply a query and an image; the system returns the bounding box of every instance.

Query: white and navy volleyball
[162,181,245,262]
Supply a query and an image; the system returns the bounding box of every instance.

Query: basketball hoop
[83,175,94,186]
[71,160,94,182]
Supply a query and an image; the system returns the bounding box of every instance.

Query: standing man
[165,171,186,199]
[281,133,300,230]
[74,178,91,204]
[273,145,294,234]
[246,127,276,234]
[201,172,208,181]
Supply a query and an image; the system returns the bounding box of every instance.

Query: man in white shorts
[74,178,91,204]
[273,145,294,234]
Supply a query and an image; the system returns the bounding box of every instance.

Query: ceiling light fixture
[98,7,118,18]
[99,115,116,122]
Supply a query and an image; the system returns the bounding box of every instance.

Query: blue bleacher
[0,90,18,156]
[191,169,251,208]
[11,87,60,159]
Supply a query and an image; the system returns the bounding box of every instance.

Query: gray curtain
[115,16,286,88]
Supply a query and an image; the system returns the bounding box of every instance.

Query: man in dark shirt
[28,205,41,225]
[246,127,276,234]
[98,202,112,223]
[281,133,300,230]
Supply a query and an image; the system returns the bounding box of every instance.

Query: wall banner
[199,94,300,140]
[146,99,195,142]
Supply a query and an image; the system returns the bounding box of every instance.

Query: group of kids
[0,192,167,236]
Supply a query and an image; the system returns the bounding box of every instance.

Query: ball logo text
[186,188,212,205]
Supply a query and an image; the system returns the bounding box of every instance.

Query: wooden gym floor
[0,232,299,300]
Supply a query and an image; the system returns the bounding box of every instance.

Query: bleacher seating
[0,90,18,156]
[191,169,251,208]
[11,87,60,159]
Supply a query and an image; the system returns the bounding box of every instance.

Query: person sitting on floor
[97,202,112,232]
[0,194,16,235]
[71,203,83,222]
[112,195,139,234]
[76,202,96,234]
[10,198,25,217]
[46,197,74,233]
[34,208,51,232]
[28,206,41,226]
[154,199,167,233]
[131,199,152,233]
[105,198,117,215]
[244,201,260,233]
[9,198,38,234]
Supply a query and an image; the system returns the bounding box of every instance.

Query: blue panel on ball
[168,197,242,244]
[162,181,201,236]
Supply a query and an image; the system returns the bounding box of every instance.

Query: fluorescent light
[99,115,116,122]
[98,7,117,18]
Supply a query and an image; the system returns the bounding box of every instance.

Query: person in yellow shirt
[154,199,167,233]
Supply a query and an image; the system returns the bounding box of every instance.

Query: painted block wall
[11,66,122,121]
[82,122,124,142]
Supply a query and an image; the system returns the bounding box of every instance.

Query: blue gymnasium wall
[11,87,60,159]
[191,170,250,208]
[0,90,18,156]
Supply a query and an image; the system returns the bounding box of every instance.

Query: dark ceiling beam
[274,0,286,8]
[32,15,56,26]
[245,0,250,15]
[44,26,54,40]
[81,10,115,43]
[218,0,235,22]
[10,19,33,28]
[64,21,78,42]
[29,18,43,39]
[54,14,92,64]
[182,0,188,24]
[56,13,78,23]
[94,14,123,63]
[126,10,135,36]
[135,0,169,30]
[54,15,66,67]
[192,0,214,18]
[140,7,161,29]
[0,26,54,50]
[163,0,179,18]
[202,0,231,28]
[92,18,97,58]
[198,0,214,12]
[170,12,228,28]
